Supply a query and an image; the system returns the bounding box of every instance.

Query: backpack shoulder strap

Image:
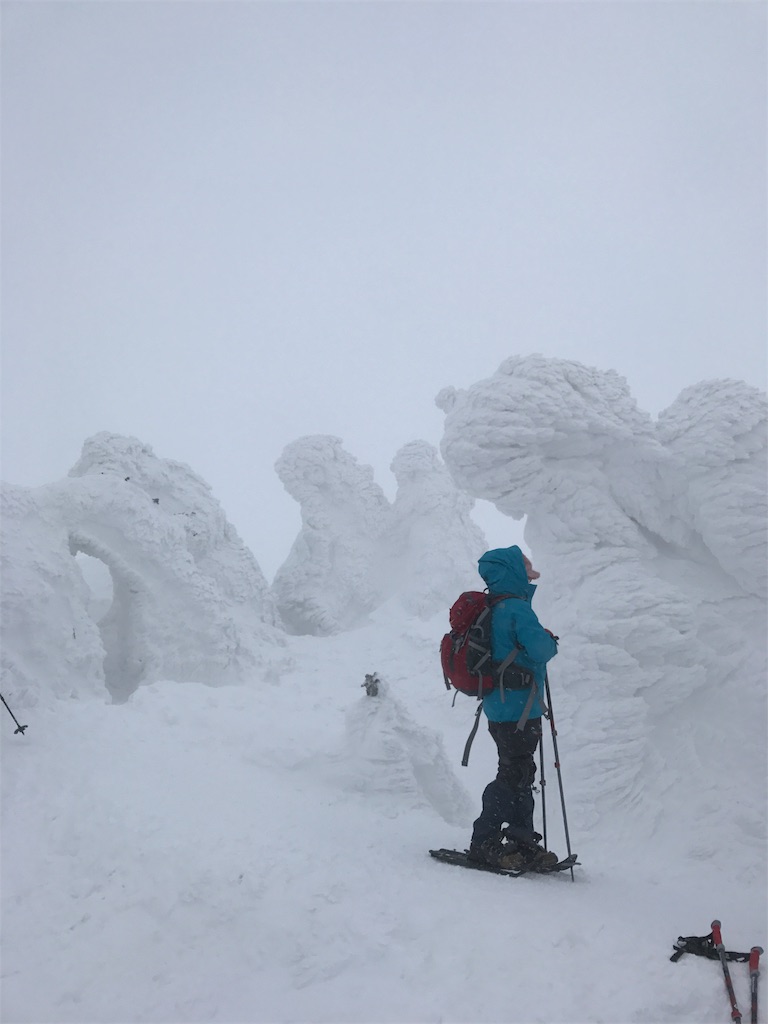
[514,683,549,732]
[488,592,524,683]
[461,704,484,767]
[495,647,521,677]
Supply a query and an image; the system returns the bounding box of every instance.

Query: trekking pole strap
[671,934,751,963]
[462,704,483,767]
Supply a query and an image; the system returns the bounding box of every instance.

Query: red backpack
[440,591,521,699]
[440,590,524,765]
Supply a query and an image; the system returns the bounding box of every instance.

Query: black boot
[468,836,527,871]
[502,830,559,871]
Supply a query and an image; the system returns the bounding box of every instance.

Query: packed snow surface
[2,357,766,1023]
[2,610,764,1024]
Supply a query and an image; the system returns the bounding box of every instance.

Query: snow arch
[1,434,288,707]
[0,484,107,706]
[67,531,156,703]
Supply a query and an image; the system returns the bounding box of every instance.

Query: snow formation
[343,672,475,826]
[2,364,766,1024]
[272,435,392,635]
[1,433,287,705]
[273,435,488,633]
[1,482,109,704]
[383,440,487,618]
[437,355,768,854]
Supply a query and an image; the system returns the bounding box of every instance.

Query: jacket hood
[478,545,536,599]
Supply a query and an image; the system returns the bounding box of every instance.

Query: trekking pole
[0,693,27,735]
[749,946,763,1024]
[544,671,573,880]
[539,732,548,852]
[711,921,743,1023]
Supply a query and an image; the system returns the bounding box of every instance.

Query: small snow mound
[343,673,475,826]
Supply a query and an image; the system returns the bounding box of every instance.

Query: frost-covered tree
[272,435,392,635]
[384,440,487,618]
[1,434,287,706]
[437,355,767,852]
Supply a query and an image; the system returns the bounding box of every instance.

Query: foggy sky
[2,1,765,578]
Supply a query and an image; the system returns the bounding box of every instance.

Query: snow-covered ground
[2,602,765,1024]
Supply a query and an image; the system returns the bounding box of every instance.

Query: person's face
[522,554,540,581]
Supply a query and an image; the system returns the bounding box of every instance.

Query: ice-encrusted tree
[437,355,767,852]
[272,435,392,635]
[1,434,287,705]
[384,440,487,618]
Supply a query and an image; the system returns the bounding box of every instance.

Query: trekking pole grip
[712,920,724,947]
[750,947,763,974]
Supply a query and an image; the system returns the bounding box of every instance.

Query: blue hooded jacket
[478,545,558,723]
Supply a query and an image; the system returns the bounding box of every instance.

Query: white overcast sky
[2,1,766,579]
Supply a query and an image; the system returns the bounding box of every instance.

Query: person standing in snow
[468,545,560,872]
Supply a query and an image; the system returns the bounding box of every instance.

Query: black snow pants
[471,718,542,847]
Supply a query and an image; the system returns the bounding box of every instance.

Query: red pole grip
[711,920,723,947]
[750,946,763,975]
